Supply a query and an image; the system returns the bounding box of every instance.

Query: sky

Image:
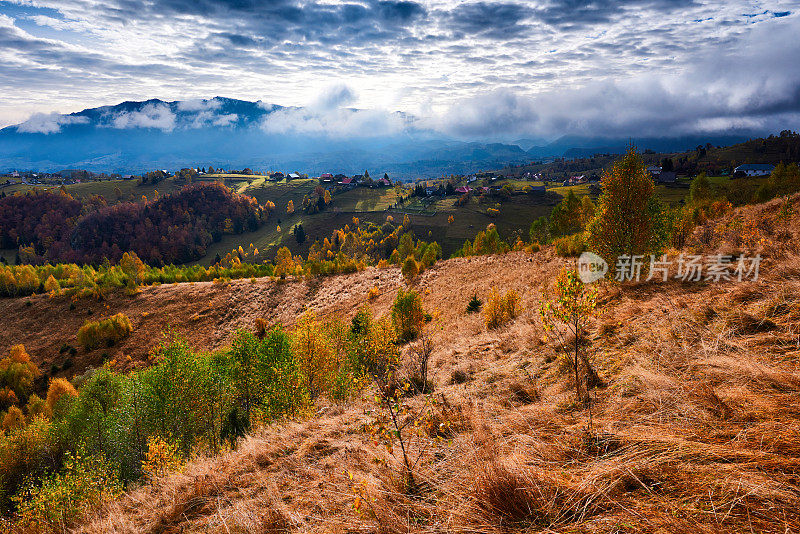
[0,0,799,140]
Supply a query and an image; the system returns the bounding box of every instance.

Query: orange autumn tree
[586,147,667,269]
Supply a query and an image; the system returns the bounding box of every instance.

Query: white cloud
[109,103,176,131]
[259,83,405,136]
[311,84,357,111]
[212,113,238,127]
[16,112,89,134]
[177,98,222,112]
[261,107,406,137]
[185,110,238,128]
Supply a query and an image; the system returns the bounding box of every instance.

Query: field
[197,188,558,263]
[0,176,187,202]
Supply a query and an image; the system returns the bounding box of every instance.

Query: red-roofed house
[455,186,471,194]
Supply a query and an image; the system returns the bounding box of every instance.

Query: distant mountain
[0,98,531,178]
[526,134,752,159]
[0,97,759,176]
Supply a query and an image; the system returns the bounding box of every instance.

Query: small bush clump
[401,255,420,283]
[367,286,380,301]
[553,233,587,257]
[76,313,133,350]
[392,287,425,342]
[484,287,522,329]
[13,452,121,533]
[466,294,483,313]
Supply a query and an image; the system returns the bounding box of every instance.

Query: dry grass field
[2,196,800,533]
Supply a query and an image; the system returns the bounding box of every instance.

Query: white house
[734,164,775,177]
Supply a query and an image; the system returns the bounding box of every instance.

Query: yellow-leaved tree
[540,269,598,404]
[586,147,667,270]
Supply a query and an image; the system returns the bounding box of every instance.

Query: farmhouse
[339,177,357,189]
[455,186,471,194]
[734,164,775,177]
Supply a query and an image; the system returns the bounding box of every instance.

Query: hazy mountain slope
[0,97,761,176]
[0,98,533,177]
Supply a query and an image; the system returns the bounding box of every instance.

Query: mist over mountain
[0,97,751,176]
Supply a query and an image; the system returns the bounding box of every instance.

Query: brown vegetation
[2,196,800,533]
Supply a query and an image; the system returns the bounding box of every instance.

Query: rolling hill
[1,194,799,533]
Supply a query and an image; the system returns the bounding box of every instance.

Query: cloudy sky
[0,0,798,139]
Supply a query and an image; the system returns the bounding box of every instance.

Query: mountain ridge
[0,97,756,176]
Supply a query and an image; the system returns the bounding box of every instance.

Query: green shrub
[466,294,483,314]
[586,147,667,267]
[229,328,306,425]
[401,255,420,283]
[392,287,425,342]
[13,452,121,533]
[0,416,59,513]
[76,313,132,350]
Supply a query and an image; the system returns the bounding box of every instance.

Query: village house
[734,164,775,177]
[339,177,357,189]
[455,186,471,194]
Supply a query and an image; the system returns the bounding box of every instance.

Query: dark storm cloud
[526,0,701,28]
[108,0,426,41]
[435,16,800,139]
[448,2,533,38]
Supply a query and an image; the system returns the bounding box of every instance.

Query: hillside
[504,132,800,180]
[1,194,799,533]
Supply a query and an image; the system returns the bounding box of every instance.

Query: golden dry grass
[12,197,800,533]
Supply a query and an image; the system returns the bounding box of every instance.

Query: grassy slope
[20,193,791,533]
[0,198,799,532]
